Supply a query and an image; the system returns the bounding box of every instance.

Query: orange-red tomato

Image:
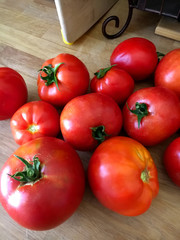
[88,136,159,216]
[10,101,60,145]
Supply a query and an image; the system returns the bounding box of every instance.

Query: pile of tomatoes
[0,37,180,231]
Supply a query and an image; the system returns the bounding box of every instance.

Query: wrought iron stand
[102,0,180,39]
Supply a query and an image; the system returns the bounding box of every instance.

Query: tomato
[90,65,134,105]
[110,37,158,81]
[123,87,180,146]
[155,49,180,99]
[10,101,60,145]
[37,53,90,107]
[88,136,159,216]
[60,93,123,151]
[163,137,180,187]
[0,137,85,230]
[0,67,28,120]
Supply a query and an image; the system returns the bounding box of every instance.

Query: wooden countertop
[0,0,180,239]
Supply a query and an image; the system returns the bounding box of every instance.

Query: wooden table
[0,0,180,239]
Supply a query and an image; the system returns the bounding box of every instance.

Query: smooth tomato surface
[88,136,159,216]
[110,37,158,81]
[10,101,60,145]
[0,67,28,120]
[155,49,180,99]
[163,137,180,187]
[0,137,85,230]
[90,65,134,105]
[60,93,123,151]
[37,53,89,107]
[123,87,180,146]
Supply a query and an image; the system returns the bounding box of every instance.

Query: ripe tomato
[163,137,180,187]
[60,93,123,151]
[0,137,85,230]
[88,136,159,216]
[0,67,28,120]
[155,49,180,99]
[10,101,60,145]
[110,37,158,81]
[123,87,180,146]
[37,53,90,107]
[90,65,134,105]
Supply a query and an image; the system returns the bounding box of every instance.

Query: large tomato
[123,87,180,146]
[155,49,180,99]
[0,67,28,120]
[37,53,90,107]
[110,37,158,81]
[163,137,180,187]
[0,137,85,230]
[88,136,159,216]
[10,101,60,145]
[90,65,134,105]
[60,93,123,151]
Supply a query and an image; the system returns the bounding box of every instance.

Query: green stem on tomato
[91,125,109,144]
[38,63,64,91]
[94,64,116,79]
[126,102,148,128]
[8,155,41,183]
[141,168,150,183]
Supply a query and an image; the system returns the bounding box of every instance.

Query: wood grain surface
[0,0,180,239]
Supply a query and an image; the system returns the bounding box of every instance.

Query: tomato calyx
[27,124,39,133]
[127,102,148,128]
[157,51,165,62]
[8,155,41,183]
[141,168,150,183]
[94,65,116,79]
[39,63,64,91]
[91,125,109,144]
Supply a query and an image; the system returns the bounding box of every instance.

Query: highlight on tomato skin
[88,136,159,217]
[0,137,85,231]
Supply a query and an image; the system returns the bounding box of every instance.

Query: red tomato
[37,53,90,107]
[0,67,28,120]
[90,65,134,105]
[123,87,180,146]
[60,93,123,151]
[0,137,85,230]
[88,136,159,216]
[163,137,180,187]
[155,49,180,99]
[10,101,60,145]
[110,37,158,81]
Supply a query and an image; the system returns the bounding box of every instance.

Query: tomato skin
[163,137,180,187]
[110,37,158,81]
[0,67,28,120]
[0,137,85,230]
[90,66,134,105]
[155,49,180,99]
[60,93,123,151]
[88,136,159,216]
[37,53,90,107]
[10,101,60,145]
[123,87,180,146]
